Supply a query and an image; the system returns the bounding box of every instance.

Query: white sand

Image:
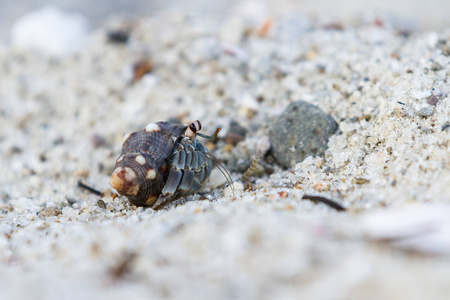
[0,9,449,300]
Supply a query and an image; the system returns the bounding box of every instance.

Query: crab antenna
[197,127,221,142]
[205,153,235,196]
[212,127,221,142]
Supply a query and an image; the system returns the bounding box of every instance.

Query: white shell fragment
[145,123,161,132]
[224,182,244,197]
[206,168,228,189]
[361,204,450,255]
[412,90,432,99]
[10,6,89,56]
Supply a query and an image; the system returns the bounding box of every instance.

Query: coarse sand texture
[0,11,450,300]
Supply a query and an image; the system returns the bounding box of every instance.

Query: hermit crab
[110,120,231,210]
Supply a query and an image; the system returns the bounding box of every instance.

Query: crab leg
[161,168,182,197]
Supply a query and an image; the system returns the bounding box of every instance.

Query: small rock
[91,134,107,148]
[256,17,275,37]
[430,62,443,71]
[352,177,370,185]
[220,17,246,44]
[225,120,247,145]
[97,199,106,209]
[426,96,439,106]
[412,90,432,99]
[416,107,434,117]
[322,22,344,31]
[39,206,62,217]
[75,169,89,178]
[436,40,450,56]
[391,52,401,60]
[132,59,153,82]
[107,30,130,44]
[224,182,244,197]
[270,101,338,168]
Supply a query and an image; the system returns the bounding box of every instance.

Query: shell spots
[127,183,140,196]
[135,155,146,165]
[123,167,137,181]
[145,123,161,133]
[146,168,157,180]
[122,132,132,144]
[110,167,125,191]
[110,166,140,196]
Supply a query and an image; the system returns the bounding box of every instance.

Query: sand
[0,6,450,300]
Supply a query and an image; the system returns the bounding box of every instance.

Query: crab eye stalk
[185,120,202,137]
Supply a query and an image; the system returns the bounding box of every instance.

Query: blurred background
[1,0,450,43]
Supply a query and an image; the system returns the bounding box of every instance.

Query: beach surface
[1,3,450,299]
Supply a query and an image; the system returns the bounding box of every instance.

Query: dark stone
[225,120,247,145]
[270,101,338,168]
[426,96,439,106]
[107,30,130,44]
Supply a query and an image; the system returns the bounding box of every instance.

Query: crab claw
[110,167,140,196]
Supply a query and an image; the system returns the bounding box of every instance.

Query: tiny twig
[77,181,102,196]
[302,194,346,211]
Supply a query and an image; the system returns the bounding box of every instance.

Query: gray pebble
[270,101,338,168]
[225,120,247,145]
[416,107,434,117]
